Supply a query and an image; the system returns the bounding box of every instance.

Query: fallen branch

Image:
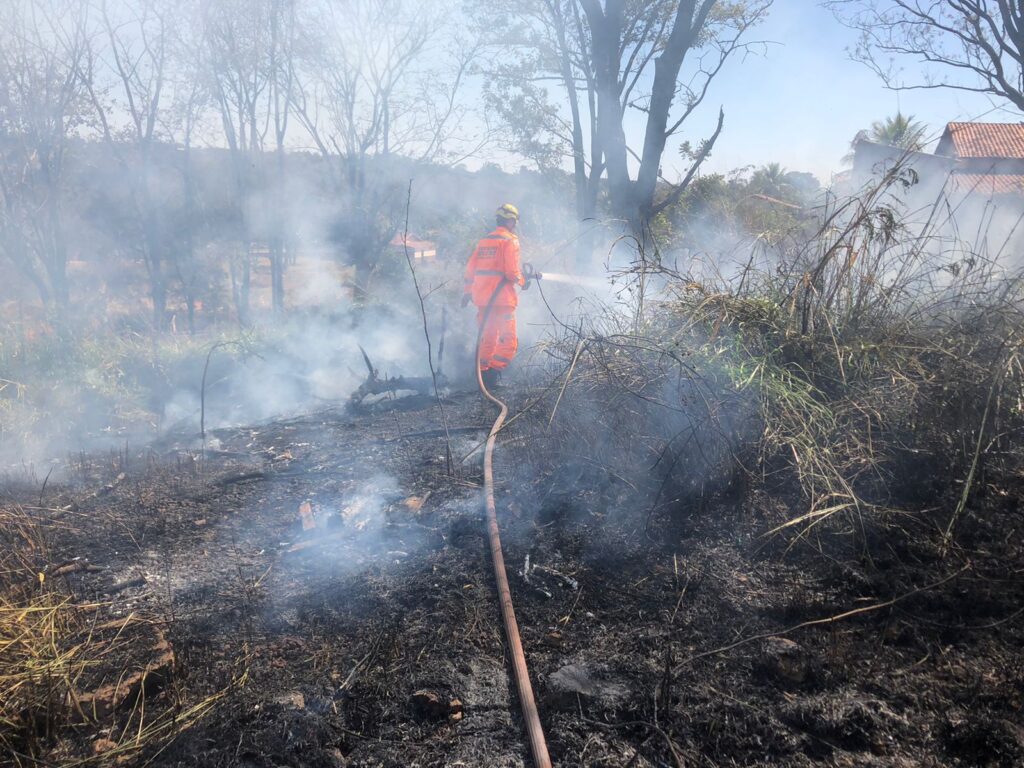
[673,563,971,676]
[386,425,488,442]
[214,471,268,487]
[50,560,105,578]
[284,532,347,554]
[339,630,389,693]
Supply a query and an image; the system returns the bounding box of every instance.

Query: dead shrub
[533,162,1024,550]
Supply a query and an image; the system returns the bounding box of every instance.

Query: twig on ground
[942,356,1007,552]
[673,563,970,676]
[583,716,687,768]
[548,338,586,428]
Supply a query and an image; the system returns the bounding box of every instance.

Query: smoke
[161,308,418,433]
[306,473,403,540]
[488,147,1024,539]
[0,128,590,477]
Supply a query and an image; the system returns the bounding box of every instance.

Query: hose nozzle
[522,262,543,290]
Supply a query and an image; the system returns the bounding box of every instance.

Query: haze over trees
[0,0,489,324]
[294,0,482,297]
[0,0,785,324]
[0,0,91,318]
[8,0,1020,331]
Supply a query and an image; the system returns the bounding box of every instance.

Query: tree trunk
[270,249,285,312]
[150,265,166,329]
[181,143,198,335]
[144,209,166,330]
[585,1,633,230]
[270,146,287,313]
[576,189,599,269]
[550,0,590,269]
[581,0,719,244]
[634,3,708,231]
[41,161,69,311]
[231,245,251,325]
[239,251,251,324]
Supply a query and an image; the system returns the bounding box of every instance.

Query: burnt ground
[5,387,1024,767]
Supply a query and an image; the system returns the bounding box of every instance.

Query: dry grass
[1,504,93,761]
[0,504,230,766]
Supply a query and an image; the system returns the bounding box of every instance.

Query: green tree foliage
[866,113,928,149]
[659,163,821,250]
[749,163,798,199]
[477,0,773,250]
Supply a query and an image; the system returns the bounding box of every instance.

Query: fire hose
[475,273,552,768]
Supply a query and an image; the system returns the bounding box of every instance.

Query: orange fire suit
[464,226,524,371]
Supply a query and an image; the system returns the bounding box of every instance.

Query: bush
[535,162,1024,549]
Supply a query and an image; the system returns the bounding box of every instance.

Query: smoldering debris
[348,343,450,408]
[278,463,444,566]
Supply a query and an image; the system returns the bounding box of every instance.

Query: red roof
[946,173,1024,197]
[389,234,436,251]
[938,122,1024,159]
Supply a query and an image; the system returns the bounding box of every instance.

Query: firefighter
[462,203,524,388]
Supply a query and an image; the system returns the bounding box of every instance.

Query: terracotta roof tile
[942,122,1024,159]
[390,234,436,250]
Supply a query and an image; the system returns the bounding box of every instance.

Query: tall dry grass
[533,161,1024,549]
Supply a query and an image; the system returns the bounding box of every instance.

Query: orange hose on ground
[475,284,552,768]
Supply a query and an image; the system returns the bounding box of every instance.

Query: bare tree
[201,0,301,320]
[483,1,771,247]
[481,0,606,266]
[827,1,1024,111]
[165,4,212,334]
[294,0,479,297]
[0,0,91,318]
[267,0,298,313]
[201,0,273,323]
[83,0,175,329]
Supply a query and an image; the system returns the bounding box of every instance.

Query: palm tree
[868,112,928,149]
[844,112,929,164]
[749,163,797,200]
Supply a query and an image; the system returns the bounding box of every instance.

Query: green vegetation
[0,323,263,469]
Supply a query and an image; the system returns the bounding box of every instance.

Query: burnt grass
[5,388,1024,767]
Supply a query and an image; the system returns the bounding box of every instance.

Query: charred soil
[4,390,1023,767]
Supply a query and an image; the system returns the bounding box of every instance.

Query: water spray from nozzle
[524,261,606,290]
[531,271,606,289]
